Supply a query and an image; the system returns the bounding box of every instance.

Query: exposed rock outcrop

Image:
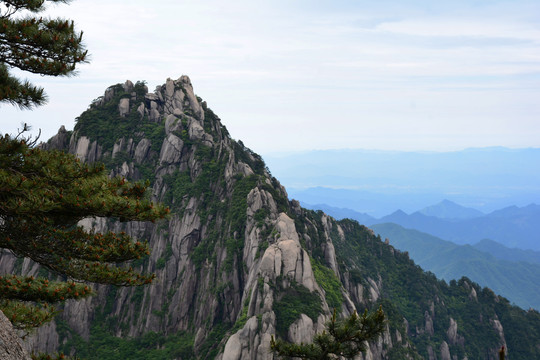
[43,125,70,150]
[440,341,451,360]
[159,133,184,165]
[0,310,31,360]
[425,311,434,336]
[118,98,130,117]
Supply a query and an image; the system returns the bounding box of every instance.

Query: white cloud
[377,18,540,40]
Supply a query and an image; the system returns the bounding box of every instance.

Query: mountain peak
[24,76,540,359]
[418,199,483,219]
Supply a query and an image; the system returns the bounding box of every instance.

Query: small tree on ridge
[271,306,386,359]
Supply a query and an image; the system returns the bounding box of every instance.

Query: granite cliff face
[0,310,31,360]
[2,76,540,359]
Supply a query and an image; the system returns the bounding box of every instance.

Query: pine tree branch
[0,135,168,329]
[0,63,46,108]
[271,307,386,360]
[0,0,87,108]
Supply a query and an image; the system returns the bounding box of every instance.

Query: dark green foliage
[222,175,259,270]
[254,208,270,227]
[142,121,166,151]
[230,291,252,333]
[261,178,290,214]
[336,220,433,324]
[271,307,386,360]
[232,140,266,176]
[372,223,540,310]
[0,0,88,108]
[274,281,322,338]
[101,150,131,171]
[227,175,259,235]
[56,289,195,360]
[58,325,194,360]
[74,81,163,152]
[136,162,158,185]
[493,300,540,359]
[333,218,540,359]
[31,353,80,360]
[195,143,213,161]
[0,135,168,330]
[311,258,343,312]
[197,323,228,359]
[163,170,193,210]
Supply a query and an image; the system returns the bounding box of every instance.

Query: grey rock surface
[118,98,130,117]
[0,310,31,360]
[159,133,183,164]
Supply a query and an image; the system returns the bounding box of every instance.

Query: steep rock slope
[0,310,31,360]
[3,76,540,359]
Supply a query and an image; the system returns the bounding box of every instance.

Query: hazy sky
[1,0,539,154]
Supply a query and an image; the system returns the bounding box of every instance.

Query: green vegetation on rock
[271,307,386,360]
[311,258,343,312]
[274,280,322,338]
[75,82,156,150]
[334,219,540,359]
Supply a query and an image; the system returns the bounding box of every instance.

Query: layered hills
[417,200,484,220]
[266,148,540,217]
[3,76,540,359]
[373,204,540,250]
[372,223,540,310]
[306,200,540,251]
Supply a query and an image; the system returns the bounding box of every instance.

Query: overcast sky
[1,0,539,155]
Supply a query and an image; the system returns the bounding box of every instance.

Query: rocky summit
[2,76,540,359]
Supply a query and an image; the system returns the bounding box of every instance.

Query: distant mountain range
[473,239,540,265]
[304,200,540,251]
[300,203,376,224]
[418,199,484,219]
[305,199,540,310]
[265,147,540,217]
[371,223,540,310]
[374,203,540,250]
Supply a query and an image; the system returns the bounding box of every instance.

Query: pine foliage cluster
[0,0,87,108]
[271,307,386,359]
[0,134,169,330]
[0,0,169,334]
